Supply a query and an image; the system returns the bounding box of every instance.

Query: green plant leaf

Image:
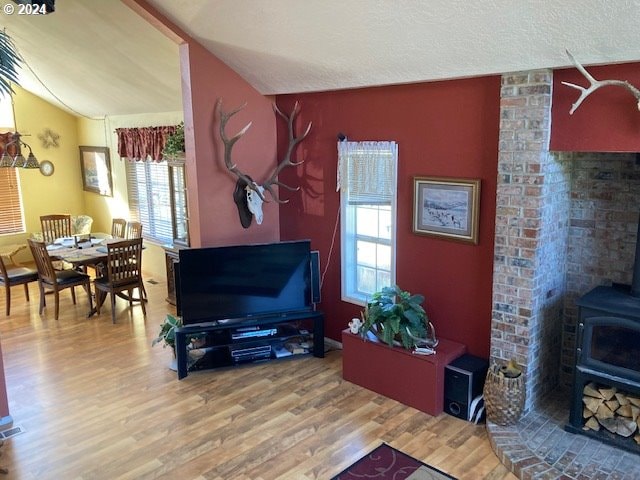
[359,284,430,349]
[152,314,183,348]
[163,122,185,157]
[0,30,22,97]
[403,308,422,324]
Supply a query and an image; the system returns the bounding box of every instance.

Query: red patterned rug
[332,443,456,479]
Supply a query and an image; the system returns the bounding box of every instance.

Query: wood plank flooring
[0,274,516,479]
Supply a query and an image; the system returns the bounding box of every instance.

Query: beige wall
[2,86,182,282]
[2,86,84,264]
[77,111,182,280]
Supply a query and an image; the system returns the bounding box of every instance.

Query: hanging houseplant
[162,122,185,159]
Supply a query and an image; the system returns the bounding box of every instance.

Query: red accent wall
[277,77,501,358]
[180,42,279,247]
[127,0,280,248]
[551,62,640,152]
[0,342,9,419]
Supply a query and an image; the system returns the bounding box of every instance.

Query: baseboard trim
[324,337,342,350]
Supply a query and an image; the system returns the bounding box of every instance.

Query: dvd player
[230,345,272,364]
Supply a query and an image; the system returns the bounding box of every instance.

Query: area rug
[332,443,456,479]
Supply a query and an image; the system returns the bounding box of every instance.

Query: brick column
[491,70,570,412]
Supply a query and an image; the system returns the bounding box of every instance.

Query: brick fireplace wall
[491,70,571,412]
[560,152,640,386]
[491,70,640,411]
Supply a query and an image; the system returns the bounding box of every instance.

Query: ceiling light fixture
[0,132,40,169]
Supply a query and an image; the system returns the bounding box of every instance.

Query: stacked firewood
[582,382,640,445]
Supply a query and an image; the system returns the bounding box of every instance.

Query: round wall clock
[39,160,54,177]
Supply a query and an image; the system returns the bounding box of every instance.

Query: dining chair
[71,215,93,235]
[40,214,72,244]
[123,221,147,301]
[94,238,146,324]
[0,254,39,316]
[27,239,93,320]
[111,218,127,238]
[125,221,143,239]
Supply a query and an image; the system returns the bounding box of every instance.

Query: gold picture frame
[79,146,113,196]
[412,176,481,244]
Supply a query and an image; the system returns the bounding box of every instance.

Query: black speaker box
[310,250,321,304]
[444,354,488,421]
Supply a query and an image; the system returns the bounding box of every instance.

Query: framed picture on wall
[413,176,481,244]
[79,146,113,196]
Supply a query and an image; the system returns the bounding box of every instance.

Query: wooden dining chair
[125,221,143,239]
[40,214,72,244]
[111,218,127,238]
[0,254,39,316]
[27,239,93,320]
[123,221,147,301]
[94,238,146,323]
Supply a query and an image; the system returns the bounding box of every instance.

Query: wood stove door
[579,315,640,384]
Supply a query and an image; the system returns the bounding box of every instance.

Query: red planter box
[342,329,466,416]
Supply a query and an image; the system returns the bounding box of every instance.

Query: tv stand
[174,310,324,379]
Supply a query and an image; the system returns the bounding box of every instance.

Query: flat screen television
[177,240,314,325]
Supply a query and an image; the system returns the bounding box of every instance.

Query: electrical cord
[320,203,341,291]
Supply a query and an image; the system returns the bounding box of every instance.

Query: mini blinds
[338,141,398,205]
[125,160,174,244]
[0,167,24,234]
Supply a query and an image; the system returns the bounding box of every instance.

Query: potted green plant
[152,313,182,351]
[162,122,185,159]
[152,314,206,371]
[359,285,436,349]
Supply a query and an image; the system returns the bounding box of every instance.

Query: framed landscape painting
[413,176,481,244]
[79,146,112,196]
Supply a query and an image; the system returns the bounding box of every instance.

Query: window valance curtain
[115,125,176,162]
[337,140,397,205]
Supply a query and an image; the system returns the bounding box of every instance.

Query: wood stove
[566,284,640,453]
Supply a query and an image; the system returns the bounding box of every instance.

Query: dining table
[47,236,147,317]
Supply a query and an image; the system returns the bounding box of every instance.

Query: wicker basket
[483,364,525,426]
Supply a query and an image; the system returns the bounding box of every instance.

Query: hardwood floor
[0,275,516,479]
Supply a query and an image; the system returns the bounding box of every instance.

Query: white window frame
[125,159,188,246]
[339,141,398,305]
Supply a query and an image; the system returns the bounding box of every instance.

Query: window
[0,97,25,235]
[339,141,397,305]
[0,167,25,235]
[125,158,188,246]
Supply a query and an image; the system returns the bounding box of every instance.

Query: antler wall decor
[216,98,312,228]
[562,49,640,114]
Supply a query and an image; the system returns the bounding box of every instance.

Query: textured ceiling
[2,0,640,117]
[147,0,640,94]
[2,0,181,118]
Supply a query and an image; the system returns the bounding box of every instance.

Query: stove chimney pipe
[631,211,640,297]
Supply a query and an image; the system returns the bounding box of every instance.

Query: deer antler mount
[562,49,640,114]
[216,98,312,228]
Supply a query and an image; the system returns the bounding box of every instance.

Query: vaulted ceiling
[2,0,639,118]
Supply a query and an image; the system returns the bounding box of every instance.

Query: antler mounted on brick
[562,49,640,114]
[216,98,312,227]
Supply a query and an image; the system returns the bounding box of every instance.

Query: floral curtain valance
[115,125,177,162]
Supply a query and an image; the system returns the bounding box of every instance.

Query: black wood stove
[566,285,640,453]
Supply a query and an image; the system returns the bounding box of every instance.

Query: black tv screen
[178,240,312,325]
